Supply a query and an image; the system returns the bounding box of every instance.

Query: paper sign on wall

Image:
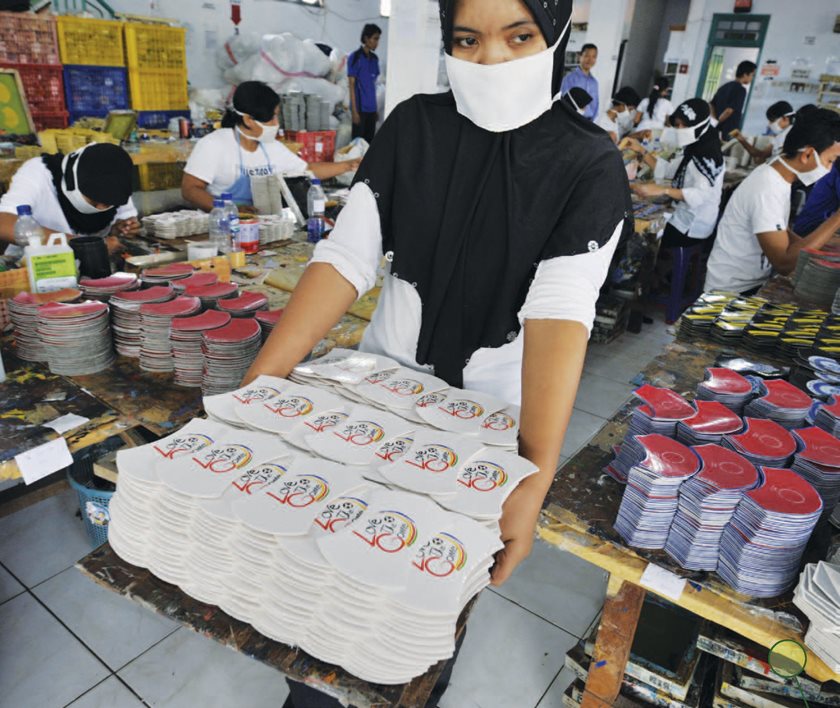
[15,437,73,485]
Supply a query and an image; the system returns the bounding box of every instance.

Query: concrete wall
[620,0,668,95]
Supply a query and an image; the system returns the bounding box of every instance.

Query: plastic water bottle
[306,179,326,244]
[14,205,44,247]
[209,198,228,254]
[221,192,240,252]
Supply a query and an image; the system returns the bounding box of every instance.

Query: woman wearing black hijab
[625,98,724,248]
[562,86,593,115]
[248,0,631,592]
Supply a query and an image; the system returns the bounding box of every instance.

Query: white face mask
[789,148,831,186]
[444,20,569,133]
[60,149,111,215]
[660,127,678,148]
[616,109,634,131]
[673,117,711,148]
[234,107,279,144]
[768,119,784,135]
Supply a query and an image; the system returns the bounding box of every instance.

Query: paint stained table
[538,336,840,706]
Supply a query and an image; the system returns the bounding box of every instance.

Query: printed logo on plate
[265,395,314,418]
[314,496,368,533]
[375,436,413,462]
[334,420,386,447]
[481,411,516,431]
[382,377,425,396]
[232,386,284,405]
[364,370,393,385]
[353,510,418,553]
[412,532,467,578]
[439,399,485,420]
[192,445,253,474]
[416,391,447,408]
[406,443,459,473]
[305,411,348,433]
[85,501,110,527]
[153,433,215,459]
[458,460,509,492]
[266,474,329,508]
[232,462,287,494]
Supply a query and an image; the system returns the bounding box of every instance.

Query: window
[381,0,391,17]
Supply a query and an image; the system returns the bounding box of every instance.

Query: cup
[70,236,110,279]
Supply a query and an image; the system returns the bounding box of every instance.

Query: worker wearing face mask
[732,101,798,164]
[596,86,641,144]
[705,108,840,295]
[561,86,593,116]
[182,81,358,211]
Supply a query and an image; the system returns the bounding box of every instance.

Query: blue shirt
[348,48,380,114]
[711,81,747,137]
[794,162,840,236]
[560,67,599,121]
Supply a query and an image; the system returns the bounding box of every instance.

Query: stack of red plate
[217,291,269,318]
[9,289,81,361]
[37,301,113,375]
[255,309,283,342]
[141,263,195,285]
[201,318,262,395]
[79,273,139,302]
[110,286,175,357]
[185,282,239,310]
[171,310,231,387]
[139,296,202,373]
[172,272,218,293]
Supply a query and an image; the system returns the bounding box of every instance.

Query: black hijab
[353,0,633,387]
[670,98,724,188]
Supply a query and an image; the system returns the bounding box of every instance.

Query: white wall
[678,0,840,135]
[584,0,631,113]
[105,0,387,89]
[384,0,440,116]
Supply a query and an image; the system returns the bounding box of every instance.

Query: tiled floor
[0,317,673,708]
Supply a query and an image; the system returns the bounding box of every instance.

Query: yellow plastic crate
[124,23,186,70]
[128,67,187,110]
[56,16,125,66]
[134,161,185,191]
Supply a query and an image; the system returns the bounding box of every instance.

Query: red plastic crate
[1,62,65,115]
[285,130,336,163]
[32,111,69,131]
[0,11,60,65]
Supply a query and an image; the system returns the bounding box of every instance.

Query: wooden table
[538,335,840,706]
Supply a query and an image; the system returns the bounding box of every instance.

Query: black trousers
[352,111,377,143]
[660,222,699,249]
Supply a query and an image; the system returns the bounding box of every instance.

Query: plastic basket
[67,459,115,548]
[56,15,125,66]
[1,62,65,116]
[284,130,336,163]
[128,67,187,111]
[135,109,189,129]
[63,65,129,121]
[124,23,186,70]
[133,161,186,191]
[0,11,60,65]
[32,111,69,131]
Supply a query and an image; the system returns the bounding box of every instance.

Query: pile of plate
[142,210,209,239]
[201,318,262,395]
[37,301,114,375]
[613,434,699,549]
[664,444,759,571]
[172,272,218,293]
[815,397,840,437]
[217,292,269,318]
[695,367,754,414]
[791,427,840,513]
[171,310,231,387]
[255,309,283,341]
[794,561,840,671]
[110,286,175,357]
[9,288,81,361]
[721,417,797,468]
[795,258,840,308]
[718,467,822,597]
[140,263,195,285]
[185,282,240,310]
[626,384,696,438]
[138,296,201,373]
[78,273,139,302]
[675,400,743,446]
[743,379,812,429]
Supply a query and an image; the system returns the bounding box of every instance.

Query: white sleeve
[310,182,381,298]
[0,158,47,216]
[273,143,309,174]
[654,155,681,182]
[115,196,138,221]
[184,135,220,183]
[680,161,717,212]
[751,185,789,234]
[518,220,623,334]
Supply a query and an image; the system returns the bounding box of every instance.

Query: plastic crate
[284,130,336,163]
[124,23,186,70]
[63,65,129,121]
[136,109,189,129]
[133,160,186,191]
[1,62,65,115]
[0,11,59,65]
[56,15,125,66]
[128,67,187,111]
[67,460,115,548]
[32,111,69,131]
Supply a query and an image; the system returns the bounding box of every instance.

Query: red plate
[217,292,268,312]
[760,379,811,410]
[728,418,797,458]
[172,310,231,332]
[185,282,239,298]
[634,384,695,420]
[638,434,699,477]
[794,426,840,468]
[79,273,137,288]
[143,263,195,278]
[693,444,758,489]
[681,400,742,434]
[176,272,218,289]
[112,285,175,302]
[13,288,82,306]
[203,318,261,343]
[747,467,822,515]
[139,296,201,317]
[255,308,284,325]
[702,367,752,394]
[822,396,840,419]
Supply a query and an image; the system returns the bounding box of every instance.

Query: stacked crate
[0,11,67,130]
[124,23,189,129]
[57,16,129,124]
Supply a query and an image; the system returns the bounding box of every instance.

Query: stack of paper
[695,367,754,415]
[721,418,797,468]
[743,379,812,429]
[795,562,840,673]
[675,400,743,446]
[791,427,840,513]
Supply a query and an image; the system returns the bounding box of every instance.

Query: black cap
[75,143,134,207]
[613,86,641,107]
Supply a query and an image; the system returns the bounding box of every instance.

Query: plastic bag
[334,138,369,186]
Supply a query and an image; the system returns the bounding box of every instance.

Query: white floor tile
[583,350,647,386]
[574,373,634,419]
[0,592,109,708]
[33,567,179,671]
[492,540,607,638]
[119,629,290,707]
[537,667,577,708]
[68,676,143,708]
[438,592,577,708]
[0,564,24,604]
[0,489,92,587]
[561,410,606,458]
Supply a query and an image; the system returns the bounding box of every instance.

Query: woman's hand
[105,234,124,256]
[491,475,548,586]
[342,157,363,174]
[630,182,662,198]
[620,137,645,154]
[111,217,140,237]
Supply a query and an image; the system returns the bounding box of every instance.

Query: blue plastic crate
[136,109,189,129]
[66,460,114,548]
[63,64,129,121]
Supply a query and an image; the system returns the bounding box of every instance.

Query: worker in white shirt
[0,142,139,252]
[705,108,840,295]
[731,101,799,164]
[624,98,724,248]
[595,86,641,144]
[633,76,674,133]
